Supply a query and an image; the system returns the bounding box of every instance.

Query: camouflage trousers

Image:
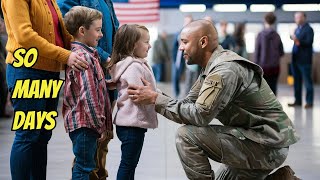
[175,125,289,180]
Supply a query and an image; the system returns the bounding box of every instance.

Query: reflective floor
[0,84,319,180]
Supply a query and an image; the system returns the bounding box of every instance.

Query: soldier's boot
[265,165,301,180]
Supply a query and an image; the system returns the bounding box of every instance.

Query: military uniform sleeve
[155,65,240,126]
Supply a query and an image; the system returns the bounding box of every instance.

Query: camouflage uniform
[155,46,299,180]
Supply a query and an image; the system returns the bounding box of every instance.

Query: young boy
[62,6,113,179]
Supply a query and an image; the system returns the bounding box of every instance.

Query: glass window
[244,23,263,54]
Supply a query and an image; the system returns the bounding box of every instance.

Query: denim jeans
[70,128,99,180]
[6,64,60,180]
[172,61,185,98]
[116,126,147,180]
[291,63,314,104]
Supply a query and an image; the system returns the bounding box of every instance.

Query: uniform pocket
[197,76,223,108]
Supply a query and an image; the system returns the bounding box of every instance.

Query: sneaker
[266,166,301,180]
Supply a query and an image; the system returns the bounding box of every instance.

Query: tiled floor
[0,83,319,180]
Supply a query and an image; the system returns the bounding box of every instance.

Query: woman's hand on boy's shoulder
[67,52,89,71]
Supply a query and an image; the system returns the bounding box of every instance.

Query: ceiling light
[213,4,247,12]
[250,4,275,12]
[282,4,320,11]
[179,4,206,12]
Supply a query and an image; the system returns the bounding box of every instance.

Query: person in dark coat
[288,12,314,108]
[219,20,235,51]
[254,12,284,95]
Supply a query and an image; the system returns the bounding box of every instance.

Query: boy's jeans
[116,126,147,180]
[6,64,60,180]
[70,128,100,180]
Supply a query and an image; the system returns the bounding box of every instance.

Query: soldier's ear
[199,36,208,48]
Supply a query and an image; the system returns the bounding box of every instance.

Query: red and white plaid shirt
[62,42,112,134]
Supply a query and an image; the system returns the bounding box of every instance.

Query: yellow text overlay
[11,79,64,99]
[13,47,38,68]
[12,111,57,130]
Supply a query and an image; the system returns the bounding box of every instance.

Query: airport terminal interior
[1,0,320,179]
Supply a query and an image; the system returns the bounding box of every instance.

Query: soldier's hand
[127,78,158,105]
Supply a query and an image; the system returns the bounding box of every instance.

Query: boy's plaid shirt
[63,42,113,134]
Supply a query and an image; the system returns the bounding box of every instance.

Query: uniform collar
[202,45,225,76]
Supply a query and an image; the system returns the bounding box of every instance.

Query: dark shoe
[288,102,302,107]
[266,165,301,180]
[304,104,313,109]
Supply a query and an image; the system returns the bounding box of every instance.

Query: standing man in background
[172,15,192,98]
[288,12,314,108]
[58,0,119,179]
[219,20,235,51]
[152,31,170,82]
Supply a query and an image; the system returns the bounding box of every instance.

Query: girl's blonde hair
[109,24,148,68]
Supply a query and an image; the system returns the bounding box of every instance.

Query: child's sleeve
[72,53,105,123]
[122,62,145,86]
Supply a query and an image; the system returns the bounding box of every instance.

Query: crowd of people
[0,0,315,179]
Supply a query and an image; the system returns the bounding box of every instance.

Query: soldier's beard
[186,57,196,65]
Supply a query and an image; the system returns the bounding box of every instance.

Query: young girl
[108,24,158,180]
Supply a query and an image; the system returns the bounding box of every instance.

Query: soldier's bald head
[181,19,219,50]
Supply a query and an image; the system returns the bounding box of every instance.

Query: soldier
[127,20,300,180]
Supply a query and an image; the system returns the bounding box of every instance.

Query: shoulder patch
[196,74,223,108]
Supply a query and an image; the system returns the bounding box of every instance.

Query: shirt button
[49,22,52,25]
[49,32,52,35]
[48,11,51,14]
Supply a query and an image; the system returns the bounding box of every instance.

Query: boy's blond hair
[63,6,102,36]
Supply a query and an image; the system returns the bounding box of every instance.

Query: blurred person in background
[233,22,248,59]
[219,20,235,51]
[183,15,201,97]
[152,31,170,82]
[288,12,314,108]
[0,16,9,118]
[172,14,192,98]
[203,15,214,24]
[254,12,284,95]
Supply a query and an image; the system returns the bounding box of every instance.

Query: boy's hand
[98,132,107,142]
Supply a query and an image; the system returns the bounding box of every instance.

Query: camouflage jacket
[155,45,299,148]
